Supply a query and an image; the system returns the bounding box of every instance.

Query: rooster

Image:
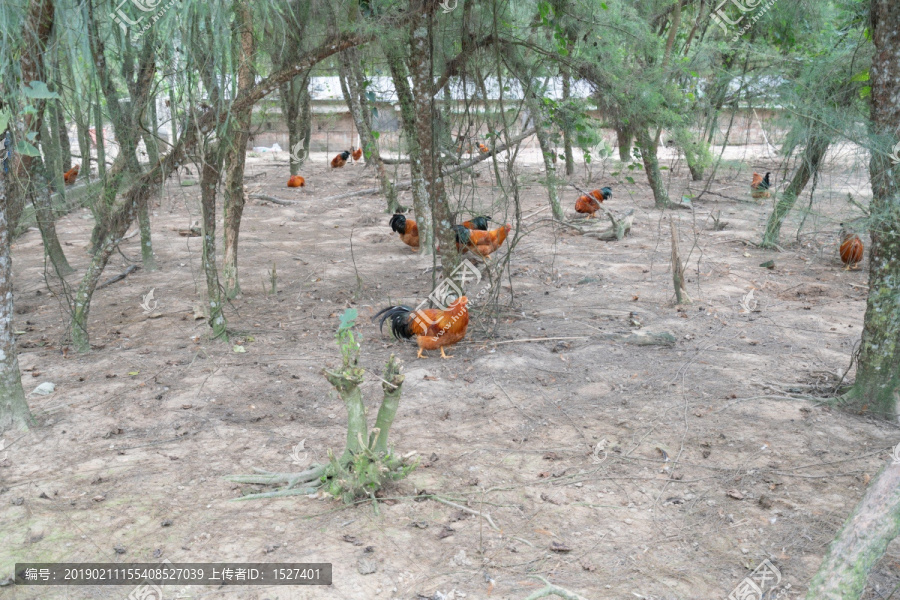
[63,164,80,185]
[478,143,489,154]
[351,147,363,162]
[455,223,511,258]
[331,150,351,168]
[461,215,492,231]
[575,186,612,218]
[287,175,305,188]
[751,172,771,199]
[390,213,419,250]
[374,296,469,359]
[839,224,864,270]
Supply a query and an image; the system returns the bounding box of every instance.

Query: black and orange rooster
[63,164,80,185]
[839,224,864,270]
[478,142,489,154]
[352,147,363,162]
[390,213,419,250]
[287,175,305,188]
[375,296,469,359]
[461,215,492,231]
[751,172,771,199]
[331,150,351,168]
[575,187,612,218]
[454,223,511,258]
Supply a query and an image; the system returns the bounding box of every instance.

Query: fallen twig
[523,576,592,600]
[249,193,303,206]
[97,265,140,290]
[429,495,500,531]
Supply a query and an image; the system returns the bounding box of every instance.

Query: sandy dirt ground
[1,145,898,600]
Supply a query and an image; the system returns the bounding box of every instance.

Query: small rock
[437,526,455,539]
[341,535,364,546]
[410,521,429,529]
[357,557,377,575]
[113,546,126,554]
[161,519,173,527]
[758,495,773,510]
[31,382,55,396]
[550,541,572,553]
[11,497,24,506]
[38,492,51,500]
[451,550,473,566]
[726,489,744,500]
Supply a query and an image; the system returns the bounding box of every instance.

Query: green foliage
[336,308,360,368]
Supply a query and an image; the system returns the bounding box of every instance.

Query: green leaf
[23,81,60,100]
[0,108,10,133]
[14,141,40,157]
[128,371,140,376]
[851,70,870,83]
[625,176,636,184]
[232,345,247,353]
[372,131,380,140]
[338,308,358,332]
[659,166,668,170]
[600,2,608,8]
[860,86,872,99]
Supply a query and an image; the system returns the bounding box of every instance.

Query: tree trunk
[29,157,73,276]
[373,355,404,455]
[338,49,400,213]
[94,91,106,180]
[805,461,900,599]
[0,163,33,432]
[525,92,564,221]
[408,3,456,270]
[19,0,72,275]
[616,125,633,162]
[223,0,254,299]
[200,148,227,340]
[50,39,72,172]
[844,0,900,421]
[280,73,310,177]
[39,118,65,195]
[141,98,160,166]
[385,41,431,250]
[636,127,671,208]
[562,70,575,176]
[761,134,830,248]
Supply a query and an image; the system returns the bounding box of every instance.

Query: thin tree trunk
[141,98,160,166]
[50,37,71,172]
[19,0,72,275]
[201,148,227,340]
[843,0,900,421]
[761,134,830,248]
[338,49,400,212]
[39,118,65,195]
[0,161,33,432]
[636,127,671,208]
[29,157,73,276]
[408,2,455,270]
[525,92,564,221]
[94,90,106,180]
[562,70,574,176]
[223,0,254,299]
[385,41,431,251]
[280,73,310,177]
[805,462,900,599]
[616,125,633,162]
